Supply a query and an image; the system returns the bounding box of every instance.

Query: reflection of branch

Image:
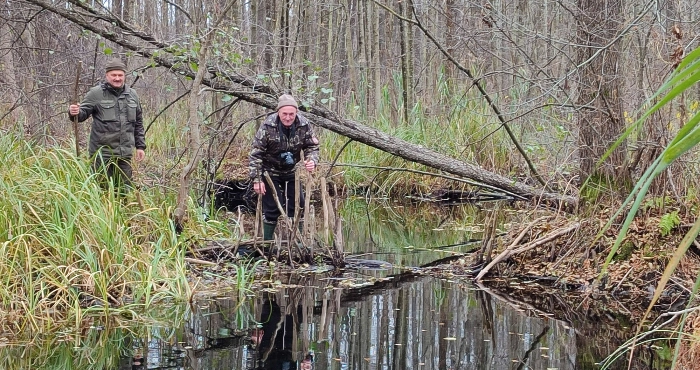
[477,290,494,336]
[516,326,550,370]
[474,281,567,324]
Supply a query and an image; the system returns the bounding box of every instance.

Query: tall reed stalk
[0,135,206,333]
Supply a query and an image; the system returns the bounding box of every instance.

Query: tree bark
[576,0,628,186]
[398,0,412,124]
[0,9,21,126]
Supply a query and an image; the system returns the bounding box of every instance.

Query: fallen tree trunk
[27,0,578,210]
[305,106,578,209]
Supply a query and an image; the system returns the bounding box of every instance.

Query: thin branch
[146,90,191,134]
[476,221,580,281]
[373,0,549,189]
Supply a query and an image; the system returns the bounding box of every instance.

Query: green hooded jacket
[70,82,146,159]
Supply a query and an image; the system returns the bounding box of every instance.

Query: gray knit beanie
[276,94,298,111]
[105,58,127,73]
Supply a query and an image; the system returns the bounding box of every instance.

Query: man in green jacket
[68,58,146,191]
[249,94,320,240]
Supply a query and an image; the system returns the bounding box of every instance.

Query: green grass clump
[0,134,228,334]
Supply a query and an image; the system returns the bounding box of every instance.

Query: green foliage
[614,240,636,261]
[658,211,681,236]
[0,135,230,334]
[597,45,700,369]
[599,330,681,369]
[579,174,612,204]
[325,79,513,195]
[641,196,673,213]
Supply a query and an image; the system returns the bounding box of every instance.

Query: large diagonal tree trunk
[576,0,628,187]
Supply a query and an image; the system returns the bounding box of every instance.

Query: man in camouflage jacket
[249,94,320,240]
[68,58,146,191]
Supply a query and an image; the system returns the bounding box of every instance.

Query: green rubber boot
[263,222,276,241]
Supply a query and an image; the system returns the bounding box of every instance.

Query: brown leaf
[672,25,683,40]
[671,46,684,69]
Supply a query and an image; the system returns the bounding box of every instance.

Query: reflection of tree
[69,271,666,370]
[474,282,663,369]
[254,299,297,369]
[516,326,550,370]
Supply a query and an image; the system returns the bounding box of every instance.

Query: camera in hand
[279,151,295,169]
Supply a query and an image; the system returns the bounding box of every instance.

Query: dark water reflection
[122,199,661,370]
[112,273,656,370]
[1,200,666,369]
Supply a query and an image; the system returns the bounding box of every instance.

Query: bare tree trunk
[161,0,169,38]
[264,0,276,72]
[280,0,290,84]
[0,12,21,127]
[576,0,628,187]
[173,2,236,228]
[21,15,39,140]
[398,0,411,124]
[444,0,457,83]
[298,0,311,87]
[358,0,371,112]
[343,0,357,103]
[371,2,381,117]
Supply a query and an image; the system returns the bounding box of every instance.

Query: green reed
[0,134,229,333]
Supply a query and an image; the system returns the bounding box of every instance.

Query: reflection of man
[251,299,313,370]
[299,354,313,370]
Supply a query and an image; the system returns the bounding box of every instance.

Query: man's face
[278,106,297,126]
[106,70,125,88]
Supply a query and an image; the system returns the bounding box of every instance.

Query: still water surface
[128,199,655,369]
[4,199,663,369]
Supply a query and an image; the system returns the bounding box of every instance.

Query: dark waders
[261,172,304,240]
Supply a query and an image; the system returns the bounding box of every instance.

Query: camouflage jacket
[69,82,146,158]
[249,112,320,181]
